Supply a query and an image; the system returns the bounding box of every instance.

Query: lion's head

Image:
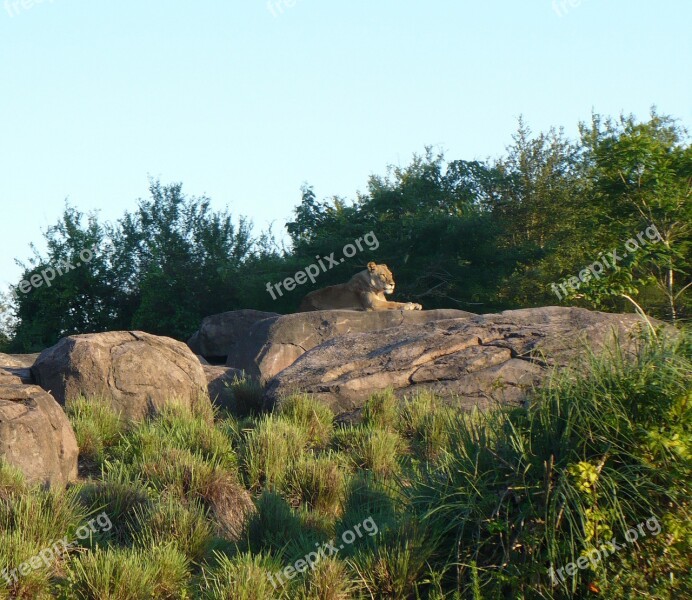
[367,261,396,294]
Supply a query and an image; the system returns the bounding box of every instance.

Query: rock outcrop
[226,308,476,381]
[265,307,653,415]
[0,384,78,488]
[187,309,280,363]
[32,331,210,421]
[0,353,35,384]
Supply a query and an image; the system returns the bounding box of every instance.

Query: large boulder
[265,307,654,415]
[32,331,210,421]
[187,309,280,363]
[226,308,476,381]
[0,353,33,385]
[0,384,78,488]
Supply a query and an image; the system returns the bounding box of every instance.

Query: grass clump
[278,393,335,448]
[224,374,265,417]
[61,544,190,600]
[285,452,348,517]
[409,333,691,597]
[129,494,216,563]
[3,332,688,599]
[65,396,126,469]
[242,415,309,490]
[202,551,289,600]
[299,558,357,600]
[361,388,399,432]
[334,426,405,479]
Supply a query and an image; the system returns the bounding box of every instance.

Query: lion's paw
[404,303,423,311]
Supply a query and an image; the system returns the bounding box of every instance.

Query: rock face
[187,309,280,363]
[0,353,33,385]
[32,331,210,421]
[226,309,476,381]
[265,307,652,415]
[203,364,243,410]
[0,384,78,488]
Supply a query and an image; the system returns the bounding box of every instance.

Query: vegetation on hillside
[1,332,689,599]
[1,110,689,351]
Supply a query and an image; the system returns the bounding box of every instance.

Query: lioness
[298,262,423,312]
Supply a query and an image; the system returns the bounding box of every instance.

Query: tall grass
[409,333,691,597]
[4,330,686,599]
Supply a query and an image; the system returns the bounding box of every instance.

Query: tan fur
[298,262,423,312]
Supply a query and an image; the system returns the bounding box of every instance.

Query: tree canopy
[4,111,689,351]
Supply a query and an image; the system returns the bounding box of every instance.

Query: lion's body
[298,262,422,312]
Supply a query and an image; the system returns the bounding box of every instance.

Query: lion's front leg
[361,293,422,311]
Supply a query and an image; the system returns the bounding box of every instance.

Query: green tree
[578,111,691,320]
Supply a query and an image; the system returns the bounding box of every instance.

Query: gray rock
[265,307,654,415]
[32,331,210,422]
[0,384,78,488]
[187,309,280,361]
[226,308,476,381]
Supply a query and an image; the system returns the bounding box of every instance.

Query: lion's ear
[367,261,377,271]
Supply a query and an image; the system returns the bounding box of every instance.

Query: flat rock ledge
[265,306,654,415]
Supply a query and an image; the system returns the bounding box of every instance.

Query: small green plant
[226,374,265,417]
[362,388,399,432]
[335,426,405,479]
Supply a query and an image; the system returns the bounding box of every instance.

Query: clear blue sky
[1,0,690,292]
